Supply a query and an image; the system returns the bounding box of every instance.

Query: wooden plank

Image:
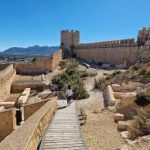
[39,101,87,150]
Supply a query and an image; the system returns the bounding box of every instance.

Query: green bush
[135,92,150,106]
[94,78,105,90]
[51,65,89,100]
[112,70,122,77]
[77,70,88,78]
[139,68,147,75]
[139,68,150,78]
[59,59,79,70]
[87,71,97,77]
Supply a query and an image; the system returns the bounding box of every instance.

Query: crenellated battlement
[61,28,150,65]
[61,30,79,33]
[74,39,137,49]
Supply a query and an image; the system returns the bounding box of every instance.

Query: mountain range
[0,45,60,56]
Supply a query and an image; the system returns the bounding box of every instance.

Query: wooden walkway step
[39,100,87,150]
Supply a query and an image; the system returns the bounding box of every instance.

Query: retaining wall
[24,99,54,120]
[11,80,46,93]
[0,99,57,150]
[0,108,16,142]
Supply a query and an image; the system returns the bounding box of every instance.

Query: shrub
[77,70,88,78]
[87,71,97,77]
[139,68,147,76]
[94,77,105,90]
[51,64,89,100]
[59,61,66,69]
[128,106,150,139]
[65,68,77,76]
[135,94,150,107]
[112,70,122,77]
[139,68,150,78]
[128,92,150,139]
[73,84,89,100]
[59,59,79,70]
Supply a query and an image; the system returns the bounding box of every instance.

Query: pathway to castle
[39,100,87,150]
[76,70,126,150]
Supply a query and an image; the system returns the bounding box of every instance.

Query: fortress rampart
[61,28,150,66]
[74,39,136,49]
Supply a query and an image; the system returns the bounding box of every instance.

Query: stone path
[39,100,87,150]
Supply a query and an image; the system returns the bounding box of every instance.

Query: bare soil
[76,69,126,150]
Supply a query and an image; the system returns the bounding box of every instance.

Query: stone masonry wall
[51,49,62,70]
[0,99,57,150]
[74,46,139,66]
[0,64,16,101]
[0,108,16,142]
[16,49,62,75]
[24,99,50,120]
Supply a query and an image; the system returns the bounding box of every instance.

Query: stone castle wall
[51,49,62,70]
[0,64,16,101]
[16,49,62,75]
[61,28,150,65]
[74,43,139,66]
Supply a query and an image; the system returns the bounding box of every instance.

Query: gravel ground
[76,69,126,150]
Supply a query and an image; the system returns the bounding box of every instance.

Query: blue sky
[0,0,150,51]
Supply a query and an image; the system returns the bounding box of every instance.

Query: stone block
[0,102,15,109]
[24,88,30,91]
[21,88,30,96]
[118,121,130,131]
[0,106,4,112]
[114,113,124,122]
[120,131,130,139]
[18,95,28,104]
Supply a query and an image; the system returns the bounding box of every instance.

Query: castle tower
[61,30,80,58]
[137,27,150,46]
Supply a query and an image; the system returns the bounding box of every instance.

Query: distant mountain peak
[2,45,60,56]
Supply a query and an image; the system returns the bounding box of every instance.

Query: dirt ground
[76,69,126,150]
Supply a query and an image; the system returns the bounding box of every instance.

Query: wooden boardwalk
[39,100,87,150]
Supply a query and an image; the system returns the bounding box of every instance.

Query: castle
[61,28,150,66]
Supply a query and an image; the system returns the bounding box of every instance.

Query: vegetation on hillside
[52,60,97,100]
[128,91,150,139]
[94,70,123,90]
[97,51,150,139]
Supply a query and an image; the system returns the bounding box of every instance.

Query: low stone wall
[0,99,57,150]
[16,49,62,75]
[104,85,116,106]
[112,82,142,92]
[0,108,16,142]
[0,64,16,101]
[11,80,46,93]
[24,98,55,120]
